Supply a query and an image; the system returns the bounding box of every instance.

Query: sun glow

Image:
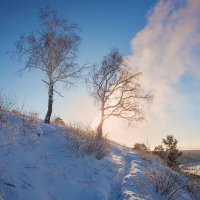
[91,113,101,129]
[91,113,124,137]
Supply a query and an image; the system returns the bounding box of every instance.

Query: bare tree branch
[87,49,153,139]
[12,7,85,123]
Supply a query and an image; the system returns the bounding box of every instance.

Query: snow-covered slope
[0,112,198,200]
[181,162,200,176]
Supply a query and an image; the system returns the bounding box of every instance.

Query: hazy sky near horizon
[0,0,200,149]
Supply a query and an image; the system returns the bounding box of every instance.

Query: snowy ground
[181,162,200,176]
[0,112,198,200]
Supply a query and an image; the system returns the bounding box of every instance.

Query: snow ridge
[0,112,197,200]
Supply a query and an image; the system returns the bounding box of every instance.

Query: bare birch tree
[13,8,84,123]
[87,49,153,139]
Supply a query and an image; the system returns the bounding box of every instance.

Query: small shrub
[151,166,194,200]
[154,144,164,152]
[133,143,149,152]
[11,109,23,116]
[52,117,65,127]
[154,145,166,159]
[27,112,39,124]
[64,122,111,159]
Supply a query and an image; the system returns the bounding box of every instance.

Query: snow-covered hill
[0,111,198,200]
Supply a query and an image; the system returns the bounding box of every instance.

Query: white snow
[0,111,198,200]
[181,162,200,176]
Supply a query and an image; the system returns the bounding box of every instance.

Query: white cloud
[106,0,200,148]
[130,0,200,115]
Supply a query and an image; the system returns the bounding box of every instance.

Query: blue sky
[0,0,156,110]
[0,0,200,149]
